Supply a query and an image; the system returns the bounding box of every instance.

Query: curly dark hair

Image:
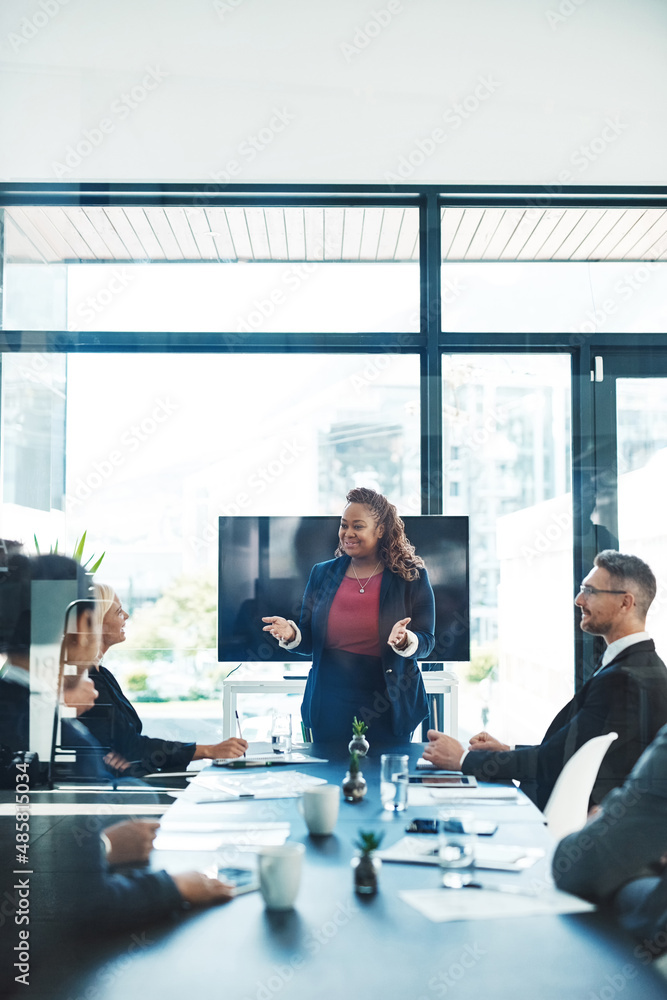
[334,487,424,581]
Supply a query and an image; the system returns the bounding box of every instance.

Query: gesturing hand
[262,616,296,643]
[387,617,411,650]
[62,673,98,715]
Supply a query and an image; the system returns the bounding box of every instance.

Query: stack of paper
[378,835,544,871]
[408,784,522,807]
[185,769,327,802]
[154,821,291,852]
[399,888,593,923]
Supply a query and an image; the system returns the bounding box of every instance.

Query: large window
[442,354,573,743]
[3,206,420,334]
[4,184,666,748]
[1,350,420,734]
[617,377,667,657]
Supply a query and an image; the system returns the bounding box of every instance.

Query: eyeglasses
[578,585,627,597]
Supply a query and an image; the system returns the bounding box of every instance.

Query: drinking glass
[380,753,409,811]
[437,808,476,885]
[271,712,292,753]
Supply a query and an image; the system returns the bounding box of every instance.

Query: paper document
[408,784,520,807]
[154,823,290,852]
[213,753,328,767]
[399,887,593,923]
[185,769,326,802]
[379,836,544,871]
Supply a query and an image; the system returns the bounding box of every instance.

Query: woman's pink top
[325,572,382,656]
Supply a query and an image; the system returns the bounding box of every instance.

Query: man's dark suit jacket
[461,639,667,811]
[553,723,667,956]
[79,664,195,774]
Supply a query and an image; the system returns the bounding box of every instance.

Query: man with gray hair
[424,551,667,810]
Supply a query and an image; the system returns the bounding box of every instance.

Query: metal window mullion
[419,193,442,516]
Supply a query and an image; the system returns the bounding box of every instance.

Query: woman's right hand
[262,616,296,643]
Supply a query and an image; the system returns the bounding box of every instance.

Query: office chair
[543,731,618,840]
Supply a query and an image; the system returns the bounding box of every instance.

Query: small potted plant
[348,716,369,757]
[342,750,367,803]
[352,830,384,895]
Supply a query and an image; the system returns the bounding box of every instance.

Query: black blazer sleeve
[79,666,195,773]
[463,642,667,811]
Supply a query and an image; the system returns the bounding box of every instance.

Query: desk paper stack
[184,769,327,802]
[408,784,522,807]
[153,821,291,852]
[379,836,544,871]
[399,888,593,923]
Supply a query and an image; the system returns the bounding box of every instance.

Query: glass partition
[2,206,420,334]
[616,377,667,658]
[2,351,420,743]
[442,353,573,744]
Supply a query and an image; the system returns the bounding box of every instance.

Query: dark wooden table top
[1,741,665,999]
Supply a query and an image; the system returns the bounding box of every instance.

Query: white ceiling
[1,0,666,184]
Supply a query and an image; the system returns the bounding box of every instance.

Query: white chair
[542,732,618,840]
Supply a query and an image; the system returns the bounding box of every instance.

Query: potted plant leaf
[348,716,369,757]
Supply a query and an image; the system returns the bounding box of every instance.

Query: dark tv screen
[218,515,469,663]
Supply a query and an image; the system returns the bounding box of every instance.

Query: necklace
[350,559,382,594]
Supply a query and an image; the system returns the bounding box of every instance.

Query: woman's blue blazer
[294,555,435,736]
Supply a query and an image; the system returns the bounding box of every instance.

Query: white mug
[299,784,340,836]
[258,843,305,910]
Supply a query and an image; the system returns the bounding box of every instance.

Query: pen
[195,795,255,803]
[227,760,279,768]
[235,710,246,756]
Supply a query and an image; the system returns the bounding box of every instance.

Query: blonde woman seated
[77,583,246,775]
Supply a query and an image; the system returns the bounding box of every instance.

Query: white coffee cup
[258,843,305,910]
[299,783,340,836]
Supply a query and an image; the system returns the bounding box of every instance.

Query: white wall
[0,0,666,184]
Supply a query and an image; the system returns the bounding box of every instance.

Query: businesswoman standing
[263,487,435,742]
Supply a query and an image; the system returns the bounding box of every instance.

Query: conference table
[2,741,667,1000]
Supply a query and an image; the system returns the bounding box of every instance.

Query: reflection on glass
[2,205,420,334]
[441,262,667,334]
[442,354,573,745]
[617,378,667,660]
[1,352,420,736]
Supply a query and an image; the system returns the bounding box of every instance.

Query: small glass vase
[348,734,370,757]
[352,854,381,895]
[342,770,367,802]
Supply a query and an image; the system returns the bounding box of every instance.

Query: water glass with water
[437,808,476,883]
[380,753,409,811]
[271,712,292,753]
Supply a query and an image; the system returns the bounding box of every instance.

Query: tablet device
[408,774,478,787]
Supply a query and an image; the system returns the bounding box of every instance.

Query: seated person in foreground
[422,552,667,810]
[552,723,667,958]
[78,583,247,775]
[74,818,235,932]
[0,554,120,781]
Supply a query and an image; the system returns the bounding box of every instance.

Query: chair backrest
[543,732,618,840]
